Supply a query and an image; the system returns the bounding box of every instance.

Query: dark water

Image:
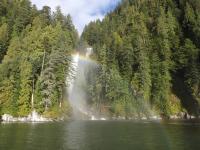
[0,120,200,150]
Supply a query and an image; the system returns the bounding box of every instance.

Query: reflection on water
[0,121,200,150]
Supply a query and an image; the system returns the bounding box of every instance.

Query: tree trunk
[41,49,46,75]
[31,79,34,109]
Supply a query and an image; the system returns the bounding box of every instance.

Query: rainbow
[71,52,99,65]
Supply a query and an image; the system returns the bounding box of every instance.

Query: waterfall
[67,53,80,95]
[66,53,81,119]
[66,48,98,120]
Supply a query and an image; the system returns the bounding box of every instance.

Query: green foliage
[0,23,9,61]
[43,100,71,119]
[18,60,32,116]
[0,0,78,117]
[0,0,200,119]
[82,0,200,117]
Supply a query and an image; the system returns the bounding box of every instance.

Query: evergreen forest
[0,0,200,119]
[81,0,200,118]
[0,0,78,118]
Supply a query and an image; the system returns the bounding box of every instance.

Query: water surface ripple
[0,120,200,150]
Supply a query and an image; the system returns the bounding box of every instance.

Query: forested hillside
[0,0,78,117]
[0,0,199,119]
[82,0,200,118]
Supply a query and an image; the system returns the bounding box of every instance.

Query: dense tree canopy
[0,0,78,118]
[82,0,200,118]
[0,0,200,119]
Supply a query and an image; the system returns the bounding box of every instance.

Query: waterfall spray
[66,48,103,120]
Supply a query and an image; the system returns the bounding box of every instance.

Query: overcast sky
[30,0,121,34]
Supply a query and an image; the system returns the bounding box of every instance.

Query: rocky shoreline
[0,111,199,123]
[109,112,199,121]
[0,110,61,123]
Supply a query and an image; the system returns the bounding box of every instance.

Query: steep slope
[81,0,200,118]
[0,0,78,118]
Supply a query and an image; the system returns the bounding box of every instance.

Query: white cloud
[30,0,121,34]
